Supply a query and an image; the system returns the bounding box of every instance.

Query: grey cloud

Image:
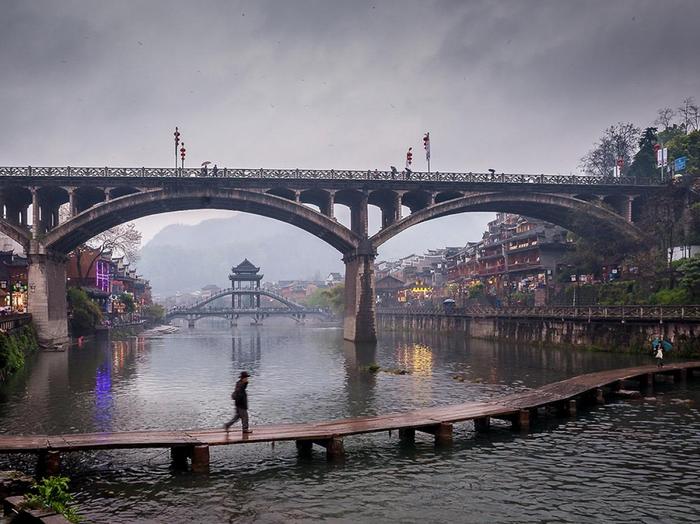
[1,0,699,262]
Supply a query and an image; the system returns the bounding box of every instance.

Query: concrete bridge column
[67,188,77,217]
[343,247,377,342]
[31,188,40,239]
[350,193,369,236]
[320,192,334,219]
[625,196,634,222]
[27,250,69,347]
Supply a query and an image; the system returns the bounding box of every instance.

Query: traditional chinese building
[229,259,262,309]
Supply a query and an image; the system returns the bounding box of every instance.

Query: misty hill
[138,213,344,296]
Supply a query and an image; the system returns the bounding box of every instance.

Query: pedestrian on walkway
[655,345,664,368]
[224,371,252,434]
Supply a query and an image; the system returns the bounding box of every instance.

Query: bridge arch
[370,192,647,248]
[184,288,305,311]
[42,187,361,254]
[0,219,31,249]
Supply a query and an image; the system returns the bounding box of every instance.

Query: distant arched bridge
[165,288,331,327]
[0,165,667,345]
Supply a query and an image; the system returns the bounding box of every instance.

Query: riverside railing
[0,166,662,186]
[0,313,32,333]
[377,305,700,322]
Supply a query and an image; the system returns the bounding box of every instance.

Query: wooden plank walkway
[1,361,698,473]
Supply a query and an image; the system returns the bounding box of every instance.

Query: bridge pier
[27,251,69,348]
[343,248,377,343]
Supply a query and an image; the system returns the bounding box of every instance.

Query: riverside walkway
[1,361,698,473]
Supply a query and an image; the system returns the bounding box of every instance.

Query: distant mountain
[138,213,344,296]
[137,210,494,296]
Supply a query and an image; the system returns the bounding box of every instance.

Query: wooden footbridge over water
[1,362,698,474]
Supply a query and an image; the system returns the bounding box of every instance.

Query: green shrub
[24,476,81,523]
[67,288,103,335]
[650,287,691,305]
[0,325,38,381]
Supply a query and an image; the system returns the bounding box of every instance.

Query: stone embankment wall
[377,312,700,354]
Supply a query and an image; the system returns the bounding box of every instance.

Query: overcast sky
[2,0,699,258]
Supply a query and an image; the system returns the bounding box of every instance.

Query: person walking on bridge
[655,345,664,368]
[224,371,253,434]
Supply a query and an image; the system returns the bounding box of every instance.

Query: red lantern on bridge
[180,142,186,169]
[406,147,413,169]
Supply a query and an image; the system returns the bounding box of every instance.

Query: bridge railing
[0,313,32,333]
[0,166,662,186]
[377,305,700,321]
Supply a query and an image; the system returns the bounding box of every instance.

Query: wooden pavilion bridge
[0,361,697,474]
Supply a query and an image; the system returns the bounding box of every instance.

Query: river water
[0,321,698,523]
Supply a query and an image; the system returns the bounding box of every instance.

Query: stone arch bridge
[166,288,329,327]
[0,166,662,345]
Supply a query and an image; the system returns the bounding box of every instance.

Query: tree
[654,107,675,130]
[304,284,344,315]
[73,224,142,285]
[67,287,103,335]
[141,304,165,323]
[666,129,700,176]
[118,292,136,313]
[678,96,699,132]
[628,127,658,180]
[581,122,641,176]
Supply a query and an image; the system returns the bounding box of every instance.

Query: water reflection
[342,341,377,417]
[396,343,433,376]
[0,324,698,523]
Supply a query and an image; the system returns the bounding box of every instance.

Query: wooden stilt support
[612,380,623,392]
[191,445,210,473]
[675,369,687,385]
[474,416,490,432]
[417,423,453,445]
[512,409,530,431]
[398,428,415,444]
[40,451,61,475]
[317,437,344,461]
[171,446,191,469]
[434,423,453,446]
[567,399,577,416]
[595,388,605,405]
[296,439,313,458]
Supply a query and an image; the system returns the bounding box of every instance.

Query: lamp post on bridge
[174,127,180,171]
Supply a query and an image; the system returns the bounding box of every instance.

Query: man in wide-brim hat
[224,371,253,434]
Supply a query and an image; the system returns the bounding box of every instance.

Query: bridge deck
[1,362,698,465]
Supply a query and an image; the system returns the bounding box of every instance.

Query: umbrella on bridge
[201,161,212,167]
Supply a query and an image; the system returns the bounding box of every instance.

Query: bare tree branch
[580,122,640,176]
[654,107,675,130]
[72,224,142,286]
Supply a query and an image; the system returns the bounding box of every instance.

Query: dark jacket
[232,380,248,410]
